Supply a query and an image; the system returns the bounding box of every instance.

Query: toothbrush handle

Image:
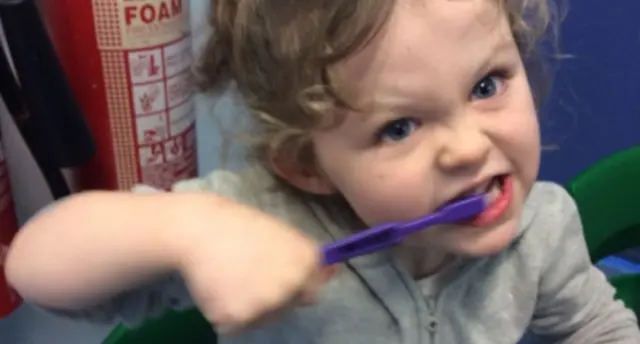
[321,195,486,265]
[322,223,401,265]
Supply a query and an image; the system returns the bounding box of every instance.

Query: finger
[296,264,340,306]
[296,290,318,306]
[216,324,235,336]
[321,264,339,282]
[223,301,296,335]
[218,266,340,333]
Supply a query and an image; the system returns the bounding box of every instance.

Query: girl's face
[311,0,541,258]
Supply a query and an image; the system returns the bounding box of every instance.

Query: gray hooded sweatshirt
[52,167,640,344]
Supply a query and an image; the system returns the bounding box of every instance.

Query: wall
[0,0,639,343]
[538,0,640,295]
[538,0,640,183]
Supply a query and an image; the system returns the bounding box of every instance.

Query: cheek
[498,90,541,183]
[319,151,436,226]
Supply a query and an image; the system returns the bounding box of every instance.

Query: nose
[435,120,491,173]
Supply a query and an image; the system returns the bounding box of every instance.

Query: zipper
[425,295,440,344]
[421,258,477,344]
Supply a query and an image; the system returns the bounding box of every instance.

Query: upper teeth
[458,179,497,199]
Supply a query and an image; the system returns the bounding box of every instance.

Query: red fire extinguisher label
[0,140,21,317]
[93,0,196,190]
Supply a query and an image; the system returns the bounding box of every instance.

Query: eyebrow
[352,37,518,129]
[470,37,518,83]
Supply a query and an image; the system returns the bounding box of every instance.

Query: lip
[466,174,513,227]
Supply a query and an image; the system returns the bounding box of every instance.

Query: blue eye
[471,75,504,100]
[379,118,417,142]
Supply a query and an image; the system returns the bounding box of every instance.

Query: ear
[268,148,337,195]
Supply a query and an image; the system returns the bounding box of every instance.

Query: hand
[176,196,336,334]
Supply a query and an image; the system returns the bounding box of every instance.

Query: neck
[395,244,453,279]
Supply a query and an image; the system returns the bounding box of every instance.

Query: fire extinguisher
[0,137,21,318]
[40,0,198,191]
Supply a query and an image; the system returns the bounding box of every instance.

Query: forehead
[334,0,513,103]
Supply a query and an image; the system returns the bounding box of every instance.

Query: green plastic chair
[102,147,640,343]
[102,308,216,344]
[566,146,640,318]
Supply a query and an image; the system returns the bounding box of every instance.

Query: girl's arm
[5,191,216,310]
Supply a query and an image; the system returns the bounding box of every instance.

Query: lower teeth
[486,178,502,201]
[487,178,500,192]
[493,176,505,190]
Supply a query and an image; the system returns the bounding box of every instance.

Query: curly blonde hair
[197,0,556,175]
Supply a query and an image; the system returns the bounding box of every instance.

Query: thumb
[319,264,338,283]
[298,265,339,306]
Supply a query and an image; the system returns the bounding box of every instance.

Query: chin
[448,218,521,257]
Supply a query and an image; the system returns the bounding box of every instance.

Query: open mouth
[445,174,507,206]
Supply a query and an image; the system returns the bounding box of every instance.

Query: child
[6,0,640,343]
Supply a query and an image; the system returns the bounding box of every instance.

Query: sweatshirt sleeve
[528,185,640,343]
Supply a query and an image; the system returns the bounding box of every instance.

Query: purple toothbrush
[322,194,487,265]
